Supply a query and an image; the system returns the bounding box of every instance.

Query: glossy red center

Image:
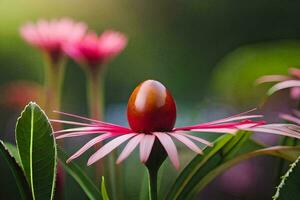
[127,80,177,133]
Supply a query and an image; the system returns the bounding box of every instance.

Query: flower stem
[145,139,167,200]
[86,67,105,177]
[43,54,66,200]
[87,68,104,120]
[44,54,65,123]
[147,166,158,200]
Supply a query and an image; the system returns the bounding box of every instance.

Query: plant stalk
[147,167,158,200]
[86,67,105,178]
[86,68,104,120]
[43,53,66,200]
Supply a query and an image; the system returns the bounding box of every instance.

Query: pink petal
[191,128,237,134]
[50,119,92,126]
[280,114,300,125]
[290,87,300,100]
[153,132,180,170]
[247,124,300,139]
[175,112,262,131]
[116,134,144,164]
[53,126,100,134]
[87,133,136,166]
[255,75,291,84]
[268,80,300,95]
[55,131,104,139]
[139,134,155,163]
[207,115,263,125]
[53,110,131,130]
[67,133,113,163]
[171,133,203,154]
[175,132,213,147]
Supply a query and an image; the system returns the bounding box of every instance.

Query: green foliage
[4,141,21,165]
[15,102,57,200]
[101,176,110,200]
[57,148,102,200]
[165,131,300,200]
[0,141,32,200]
[165,133,237,200]
[212,40,300,105]
[273,155,300,200]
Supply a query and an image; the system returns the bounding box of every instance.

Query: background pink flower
[256,68,300,100]
[63,30,127,69]
[20,18,87,62]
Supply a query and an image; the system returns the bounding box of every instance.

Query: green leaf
[15,102,57,200]
[165,133,235,200]
[0,140,32,200]
[166,130,300,200]
[4,142,21,165]
[273,155,300,200]
[188,145,300,200]
[101,176,110,200]
[57,148,102,200]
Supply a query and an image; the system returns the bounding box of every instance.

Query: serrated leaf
[101,176,110,200]
[57,148,102,200]
[15,102,57,200]
[4,142,21,165]
[273,155,300,200]
[0,140,32,200]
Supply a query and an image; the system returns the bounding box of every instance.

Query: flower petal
[191,128,237,134]
[116,134,144,164]
[280,114,300,125]
[268,80,300,95]
[139,134,155,163]
[153,132,180,170]
[53,110,131,130]
[67,133,113,163]
[255,75,291,84]
[50,119,92,126]
[87,133,136,166]
[175,132,213,147]
[171,133,203,154]
[55,131,105,139]
[247,124,300,139]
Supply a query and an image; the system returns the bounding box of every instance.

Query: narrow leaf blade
[101,176,110,200]
[57,148,102,200]
[0,140,32,200]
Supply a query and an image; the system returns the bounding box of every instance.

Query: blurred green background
[1,0,300,199]
[2,0,300,106]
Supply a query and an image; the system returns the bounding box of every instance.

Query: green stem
[43,54,66,200]
[44,54,65,120]
[86,67,106,181]
[86,69,104,120]
[147,167,158,200]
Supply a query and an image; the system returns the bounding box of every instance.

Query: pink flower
[280,110,300,125]
[63,30,127,70]
[246,110,300,138]
[20,18,87,62]
[52,80,266,170]
[256,68,300,100]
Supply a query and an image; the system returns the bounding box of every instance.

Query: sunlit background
[1,0,300,199]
